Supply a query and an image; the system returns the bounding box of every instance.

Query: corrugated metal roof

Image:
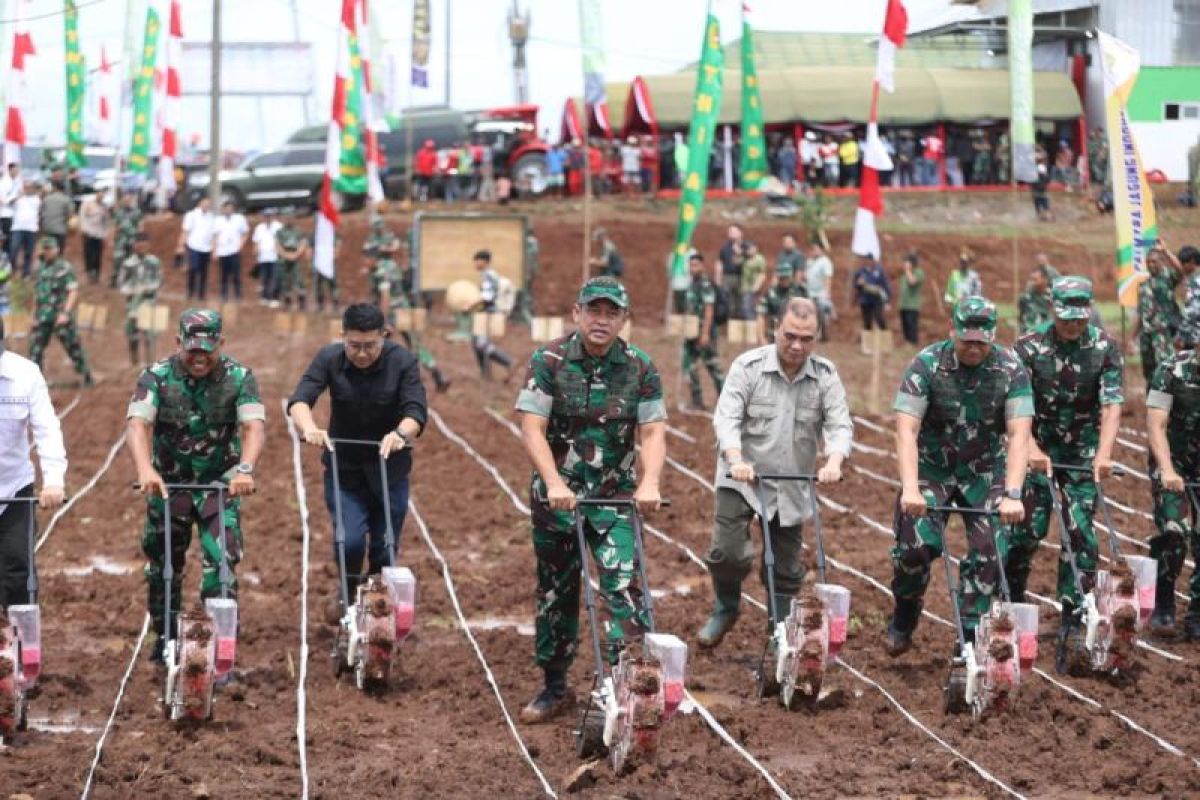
[702,31,987,70]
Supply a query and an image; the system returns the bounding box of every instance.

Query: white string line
[667,425,697,444]
[1117,437,1148,455]
[79,614,151,800]
[36,432,127,552]
[447,411,793,795]
[57,393,82,420]
[675,403,714,420]
[684,694,793,799]
[655,427,1198,763]
[835,657,1028,800]
[407,499,558,799]
[282,402,311,800]
[473,410,1026,796]
[1121,426,1148,440]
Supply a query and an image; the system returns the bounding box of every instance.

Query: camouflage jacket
[33,257,79,322]
[756,282,807,339]
[1179,271,1200,346]
[894,339,1034,482]
[127,354,266,482]
[118,254,162,314]
[369,258,412,309]
[1147,350,1200,471]
[1138,267,1180,344]
[685,273,716,321]
[525,235,540,283]
[366,229,400,258]
[113,206,142,248]
[515,331,667,497]
[1013,324,1123,460]
[1017,288,1053,334]
[275,225,308,263]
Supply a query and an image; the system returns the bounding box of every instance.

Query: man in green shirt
[897,252,925,345]
[739,241,767,321]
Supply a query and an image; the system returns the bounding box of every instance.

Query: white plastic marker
[283,402,311,800]
[37,432,127,552]
[471,408,1025,797]
[79,614,151,800]
[408,500,558,798]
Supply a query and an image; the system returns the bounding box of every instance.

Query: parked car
[184,144,331,212]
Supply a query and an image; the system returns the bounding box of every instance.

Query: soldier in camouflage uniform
[514,276,666,724]
[1017,259,1057,334]
[1145,328,1200,640]
[755,258,807,345]
[275,211,308,311]
[28,237,94,386]
[886,297,1032,656]
[117,232,162,366]
[109,192,143,288]
[683,251,724,409]
[514,229,539,325]
[1173,245,1200,348]
[313,233,341,314]
[126,309,266,662]
[1006,277,1123,671]
[1136,244,1182,385]
[365,244,450,392]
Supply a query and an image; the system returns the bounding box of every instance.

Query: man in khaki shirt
[698,297,854,648]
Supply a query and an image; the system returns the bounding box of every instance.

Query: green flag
[1008,0,1036,183]
[128,6,160,174]
[739,17,767,189]
[669,10,723,288]
[64,0,86,168]
[334,29,368,195]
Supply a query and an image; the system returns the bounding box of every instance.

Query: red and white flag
[4,0,35,166]
[875,0,908,94]
[157,0,183,193]
[92,45,116,145]
[853,0,907,259]
[355,0,385,201]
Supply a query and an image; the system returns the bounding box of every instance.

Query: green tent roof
[636,66,1081,127]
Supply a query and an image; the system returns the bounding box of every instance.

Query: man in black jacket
[287,303,428,615]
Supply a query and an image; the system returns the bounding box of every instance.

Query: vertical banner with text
[738,8,766,189]
[669,8,723,288]
[127,6,160,174]
[64,0,87,167]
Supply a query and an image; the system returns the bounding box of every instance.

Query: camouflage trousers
[891,476,1002,634]
[313,271,339,311]
[1150,463,1200,618]
[530,498,650,671]
[1004,470,1097,607]
[682,338,724,404]
[1141,333,1174,386]
[398,330,437,370]
[277,260,306,310]
[142,489,243,637]
[28,318,90,378]
[123,314,155,364]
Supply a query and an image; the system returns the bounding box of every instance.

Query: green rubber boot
[697,578,742,649]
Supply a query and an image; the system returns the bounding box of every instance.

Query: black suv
[184,145,327,211]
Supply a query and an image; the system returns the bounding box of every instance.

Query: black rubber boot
[431,367,451,393]
[1055,602,1078,675]
[518,668,573,724]
[1150,579,1176,635]
[696,577,741,649]
[884,598,921,657]
[1184,615,1200,642]
[689,388,705,410]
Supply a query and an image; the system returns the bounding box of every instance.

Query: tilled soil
[3,204,1200,798]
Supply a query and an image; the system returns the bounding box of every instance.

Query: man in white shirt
[177,196,215,299]
[806,241,836,339]
[9,182,41,278]
[0,317,66,608]
[0,163,23,253]
[213,200,249,302]
[251,209,282,307]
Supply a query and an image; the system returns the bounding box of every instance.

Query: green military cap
[179,308,223,352]
[952,296,997,343]
[577,275,628,309]
[1051,276,1093,320]
[38,235,59,249]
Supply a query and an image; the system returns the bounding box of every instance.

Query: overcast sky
[7,0,952,152]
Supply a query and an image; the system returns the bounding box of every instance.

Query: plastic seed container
[816,584,851,658]
[205,598,239,677]
[7,605,40,687]
[382,566,416,642]
[1123,555,1157,627]
[1008,602,1040,673]
[644,632,688,719]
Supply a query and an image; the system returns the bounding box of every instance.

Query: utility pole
[207,0,222,207]
[507,0,530,104]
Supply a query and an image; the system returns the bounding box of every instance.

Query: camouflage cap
[952,296,997,343]
[577,276,628,309]
[179,308,222,352]
[38,235,59,249]
[1051,275,1093,320]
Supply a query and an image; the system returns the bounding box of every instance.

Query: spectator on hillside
[639,136,657,193]
[177,194,214,299]
[920,130,943,186]
[944,248,983,305]
[672,133,688,188]
[718,224,747,319]
[79,191,111,284]
[252,208,282,306]
[620,136,641,194]
[545,143,566,198]
[897,251,925,345]
[740,241,767,320]
[1032,148,1052,221]
[853,252,891,343]
[777,234,806,294]
[39,180,71,251]
[777,137,798,188]
[820,134,839,186]
[213,199,249,302]
[807,241,835,339]
[800,131,820,186]
[0,162,23,252]
[838,132,861,188]
[413,139,437,201]
[895,130,916,187]
[588,228,624,278]
[10,182,41,278]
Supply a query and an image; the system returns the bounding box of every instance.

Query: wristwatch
[1002,487,1022,500]
[395,429,412,447]
[235,463,255,475]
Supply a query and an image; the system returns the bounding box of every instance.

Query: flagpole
[111,0,133,190]
[208,0,222,207]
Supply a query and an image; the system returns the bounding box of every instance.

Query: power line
[0,0,108,25]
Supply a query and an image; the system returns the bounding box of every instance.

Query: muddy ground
[2,190,1200,798]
